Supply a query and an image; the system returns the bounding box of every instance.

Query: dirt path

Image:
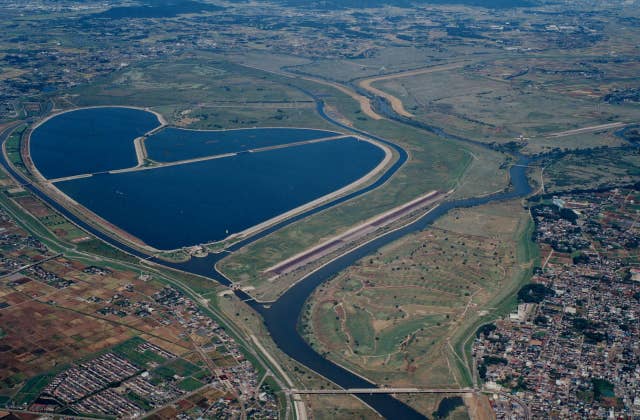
[357,62,468,118]
[133,136,148,166]
[544,121,628,138]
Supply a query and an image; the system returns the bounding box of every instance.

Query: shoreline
[33,104,166,132]
[223,135,395,245]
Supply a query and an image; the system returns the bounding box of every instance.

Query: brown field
[0,255,193,396]
[307,394,381,420]
[371,55,640,153]
[0,298,133,388]
[13,196,49,218]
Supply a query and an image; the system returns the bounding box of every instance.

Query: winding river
[0,90,532,418]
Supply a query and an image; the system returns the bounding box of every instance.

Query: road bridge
[289,388,475,395]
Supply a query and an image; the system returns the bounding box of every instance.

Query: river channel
[0,92,532,418]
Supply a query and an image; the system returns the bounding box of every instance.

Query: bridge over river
[290,388,476,395]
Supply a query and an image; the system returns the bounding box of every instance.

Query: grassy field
[217,65,512,300]
[68,58,334,131]
[370,55,640,153]
[300,199,533,389]
[10,374,55,407]
[4,124,28,174]
[307,394,380,420]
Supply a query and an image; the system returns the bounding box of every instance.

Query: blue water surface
[30,107,160,179]
[56,137,385,249]
[146,127,341,162]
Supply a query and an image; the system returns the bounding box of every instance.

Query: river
[0,90,532,418]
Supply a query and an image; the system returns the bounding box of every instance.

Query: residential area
[474,188,640,418]
[0,178,278,418]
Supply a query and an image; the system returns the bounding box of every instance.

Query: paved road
[290,388,475,395]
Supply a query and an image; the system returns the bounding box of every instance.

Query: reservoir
[29,107,387,250]
[55,137,385,250]
[147,127,341,162]
[30,107,160,179]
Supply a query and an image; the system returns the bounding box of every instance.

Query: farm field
[300,199,534,389]
[0,255,196,404]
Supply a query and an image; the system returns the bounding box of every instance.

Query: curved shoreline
[30,105,166,132]
[24,107,400,256]
[24,107,165,254]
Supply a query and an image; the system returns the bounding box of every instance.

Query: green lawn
[177,377,205,392]
[76,239,138,264]
[154,359,201,380]
[11,374,53,406]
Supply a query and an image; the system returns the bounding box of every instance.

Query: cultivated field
[0,256,195,404]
